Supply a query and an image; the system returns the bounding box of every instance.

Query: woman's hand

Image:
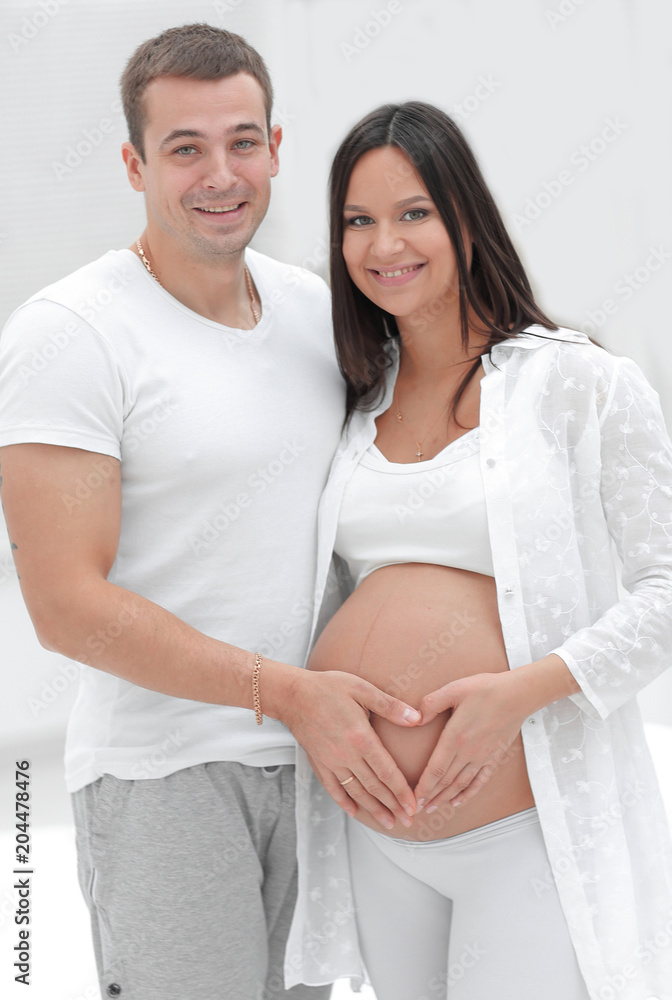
[413,671,530,813]
[280,668,421,829]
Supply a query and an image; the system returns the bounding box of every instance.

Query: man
[0,24,419,999]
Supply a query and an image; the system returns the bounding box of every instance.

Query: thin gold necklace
[135,238,261,325]
[393,390,450,461]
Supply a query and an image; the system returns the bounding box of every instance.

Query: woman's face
[342,145,466,326]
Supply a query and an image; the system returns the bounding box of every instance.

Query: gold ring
[339,775,356,786]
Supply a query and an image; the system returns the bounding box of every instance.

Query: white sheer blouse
[286,327,672,1000]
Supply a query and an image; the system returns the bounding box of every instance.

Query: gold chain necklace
[393,390,450,461]
[135,238,261,325]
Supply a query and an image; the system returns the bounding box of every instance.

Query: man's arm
[1,443,419,827]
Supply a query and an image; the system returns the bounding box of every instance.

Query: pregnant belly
[307,563,534,840]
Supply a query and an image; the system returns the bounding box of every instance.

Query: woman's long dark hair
[329,101,558,417]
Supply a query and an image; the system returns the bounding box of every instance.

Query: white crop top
[335,426,494,587]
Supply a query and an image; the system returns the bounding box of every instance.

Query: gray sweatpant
[72,761,331,1000]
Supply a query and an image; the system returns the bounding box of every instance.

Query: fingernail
[425,804,437,814]
[452,798,462,807]
[382,817,395,830]
[399,814,412,828]
[403,708,421,723]
[405,804,415,817]
[416,798,425,812]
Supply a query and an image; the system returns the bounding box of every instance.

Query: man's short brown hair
[120,23,274,161]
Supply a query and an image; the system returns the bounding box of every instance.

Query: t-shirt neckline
[117,248,266,334]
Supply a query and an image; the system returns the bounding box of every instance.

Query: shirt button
[486,458,496,468]
[106,987,122,998]
[528,717,537,725]
[504,586,514,596]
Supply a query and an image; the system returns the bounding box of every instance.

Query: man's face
[124,72,281,262]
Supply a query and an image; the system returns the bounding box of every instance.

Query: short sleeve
[0,299,126,459]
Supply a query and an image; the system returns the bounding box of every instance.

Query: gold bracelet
[252,652,263,725]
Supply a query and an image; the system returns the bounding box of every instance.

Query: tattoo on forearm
[9,538,21,580]
[10,541,20,578]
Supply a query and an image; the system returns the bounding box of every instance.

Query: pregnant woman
[286,102,672,999]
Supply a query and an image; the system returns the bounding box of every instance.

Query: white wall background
[0,1,671,994]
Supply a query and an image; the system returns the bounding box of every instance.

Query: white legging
[346,807,591,1000]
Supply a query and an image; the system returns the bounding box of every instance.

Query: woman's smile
[367,261,427,286]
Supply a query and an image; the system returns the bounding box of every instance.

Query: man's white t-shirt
[0,248,345,791]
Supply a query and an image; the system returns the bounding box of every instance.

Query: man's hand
[413,672,528,813]
[277,669,421,829]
